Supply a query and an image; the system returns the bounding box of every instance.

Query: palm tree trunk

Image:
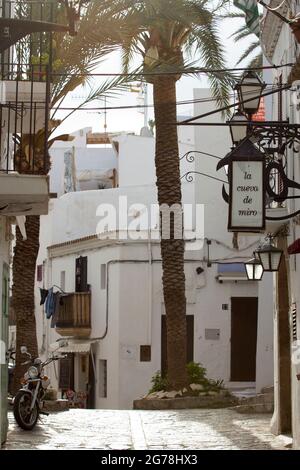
[12,215,40,394]
[153,75,188,390]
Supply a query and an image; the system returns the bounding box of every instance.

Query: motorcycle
[13,340,67,430]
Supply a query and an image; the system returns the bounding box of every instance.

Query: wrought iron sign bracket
[0,18,70,54]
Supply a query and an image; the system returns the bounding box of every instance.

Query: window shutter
[292,303,297,342]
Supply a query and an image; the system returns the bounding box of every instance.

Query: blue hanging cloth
[45,287,56,319]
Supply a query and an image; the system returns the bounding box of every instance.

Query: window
[75,256,88,292]
[140,345,151,362]
[99,360,107,398]
[60,271,66,292]
[101,264,107,290]
[37,264,43,282]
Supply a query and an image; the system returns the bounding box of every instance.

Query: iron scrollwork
[217,121,300,220]
[181,125,300,221]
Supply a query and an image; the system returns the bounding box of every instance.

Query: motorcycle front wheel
[13,391,39,430]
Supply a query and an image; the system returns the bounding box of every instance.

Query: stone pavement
[3,409,291,450]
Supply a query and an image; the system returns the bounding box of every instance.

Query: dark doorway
[59,353,74,392]
[87,354,95,409]
[75,256,88,292]
[231,297,258,381]
[161,315,194,376]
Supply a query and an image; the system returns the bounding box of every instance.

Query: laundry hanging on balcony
[41,287,64,328]
[44,288,60,320]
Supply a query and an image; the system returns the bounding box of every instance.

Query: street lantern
[256,236,283,272]
[229,110,248,145]
[244,254,264,281]
[235,71,266,116]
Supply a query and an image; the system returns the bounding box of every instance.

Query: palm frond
[236,41,261,65]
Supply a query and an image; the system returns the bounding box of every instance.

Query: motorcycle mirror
[20,346,27,354]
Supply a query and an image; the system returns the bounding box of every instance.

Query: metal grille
[0,64,50,174]
[0,0,58,76]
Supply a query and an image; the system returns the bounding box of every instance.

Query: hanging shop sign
[218,139,266,232]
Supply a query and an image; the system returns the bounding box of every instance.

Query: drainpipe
[147,232,153,345]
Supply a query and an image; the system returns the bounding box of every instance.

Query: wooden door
[161,315,194,376]
[231,297,258,382]
[87,354,95,409]
[59,353,74,392]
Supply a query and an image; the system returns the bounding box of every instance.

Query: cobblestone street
[3,409,291,450]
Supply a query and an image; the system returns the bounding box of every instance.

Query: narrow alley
[3,409,291,451]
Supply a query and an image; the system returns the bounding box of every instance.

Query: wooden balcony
[55,292,91,338]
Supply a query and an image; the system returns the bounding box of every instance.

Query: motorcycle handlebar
[41,354,67,367]
[21,360,32,366]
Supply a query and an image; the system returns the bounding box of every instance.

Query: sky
[54,10,256,137]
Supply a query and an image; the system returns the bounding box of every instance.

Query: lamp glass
[237,71,265,115]
[245,258,264,281]
[229,112,248,145]
[257,246,283,272]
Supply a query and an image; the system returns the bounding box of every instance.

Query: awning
[216,263,248,282]
[288,239,300,255]
[57,341,92,354]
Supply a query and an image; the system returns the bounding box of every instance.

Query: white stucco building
[259,0,300,450]
[34,90,274,410]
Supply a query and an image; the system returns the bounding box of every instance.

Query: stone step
[240,393,274,406]
[232,402,274,414]
[261,386,274,395]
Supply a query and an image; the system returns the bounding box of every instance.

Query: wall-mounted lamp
[244,253,264,281]
[228,110,248,146]
[255,235,283,273]
[235,71,266,118]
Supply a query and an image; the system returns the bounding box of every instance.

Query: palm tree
[11,1,130,393]
[103,0,232,389]
[227,12,263,69]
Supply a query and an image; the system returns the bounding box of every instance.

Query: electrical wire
[2,84,284,113]
[48,62,294,78]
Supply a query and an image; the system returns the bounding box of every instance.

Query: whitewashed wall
[261,2,300,448]
[35,95,274,410]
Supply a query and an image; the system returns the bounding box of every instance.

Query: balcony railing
[0,63,50,174]
[55,292,91,338]
[1,0,59,77]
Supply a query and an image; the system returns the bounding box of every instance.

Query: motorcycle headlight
[28,366,39,379]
